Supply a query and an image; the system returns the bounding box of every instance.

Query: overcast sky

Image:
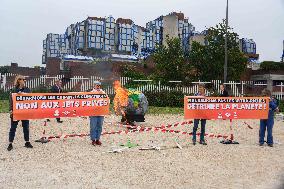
[0,0,283,67]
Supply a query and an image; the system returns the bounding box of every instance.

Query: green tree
[121,64,148,88]
[152,36,192,84]
[260,61,284,71]
[189,20,248,81]
[0,66,10,74]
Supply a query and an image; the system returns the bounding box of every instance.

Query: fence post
[281,82,283,100]
[158,81,161,92]
[241,81,244,97]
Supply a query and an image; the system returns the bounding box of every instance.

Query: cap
[94,80,101,85]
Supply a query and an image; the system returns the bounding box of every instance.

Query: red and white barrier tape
[45,121,193,140]
[243,121,253,129]
[41,119,249,141]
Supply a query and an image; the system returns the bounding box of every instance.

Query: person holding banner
[219,84,237,144]
[220,84,229,97]
[192,83,207,145]
[7,75,33,151]
[259,89,279,147]
[89,81,106,146]
[47,79,63,123]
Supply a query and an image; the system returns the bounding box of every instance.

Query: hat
[94,80,101,85]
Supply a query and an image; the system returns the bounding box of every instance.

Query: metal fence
[0,73,283,100]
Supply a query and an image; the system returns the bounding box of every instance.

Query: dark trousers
[259,119,274,145]
[193,119,206,142]
[9,120,30,142]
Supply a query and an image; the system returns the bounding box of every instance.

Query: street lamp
[224,0,229,83]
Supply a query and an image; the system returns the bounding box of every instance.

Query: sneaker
[24,142,33,148]
[268,144,273,147]
[7,144,13,151]
[200,141,207,145]
[192,140,196,145]
[95,140,102,146]
[259,143,264,146]
[57,120,63,123]
[91,140,96,146]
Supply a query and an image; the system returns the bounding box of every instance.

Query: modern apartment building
[42,12,258,64]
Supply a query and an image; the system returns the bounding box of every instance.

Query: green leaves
[189,20,248,81]
[152,36,190,84]
[260,61,284,71]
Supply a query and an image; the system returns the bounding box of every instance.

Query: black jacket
[51,85,62,93]
[9,86,31,111]
[220,89,229,97]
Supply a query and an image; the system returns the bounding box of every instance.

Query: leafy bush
[0,100,9,113]
[31,84,50,93]
[143,90,184,107]
[121,65,147,79]
[260,61,284,71]
[279,100,284,112]
[0,89,10,100]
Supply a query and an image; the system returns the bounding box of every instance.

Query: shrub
[143,90,184,107]
[31,84,50,93]
[260,61,284,71]
[279,100,284,112]
[0,89,10,100]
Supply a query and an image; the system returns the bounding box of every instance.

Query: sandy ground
[0,113,284,189]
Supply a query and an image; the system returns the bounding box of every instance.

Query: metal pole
[241,81,244,97]
[224,0,229,83]
[281,82,283,100]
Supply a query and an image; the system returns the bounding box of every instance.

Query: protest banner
[12,92,110,121]
[184,96,269,119]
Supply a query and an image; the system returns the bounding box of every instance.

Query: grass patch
[0,100,9,113]
[147,106,183,114]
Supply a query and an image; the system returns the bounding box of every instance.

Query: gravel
[0,114,283,189]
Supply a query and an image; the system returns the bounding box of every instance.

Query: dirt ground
[0,114,284,189]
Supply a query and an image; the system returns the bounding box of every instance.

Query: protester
[219,83,238,144]
[220,83,229,97]
[89,81,107,146]
[47,79,63,123]
[259,89,279,147]
[192,83,207,145]
[7,75,33,151]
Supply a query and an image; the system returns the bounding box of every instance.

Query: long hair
[14,75,25,88]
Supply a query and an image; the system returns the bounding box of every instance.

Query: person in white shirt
[89,81,106,146]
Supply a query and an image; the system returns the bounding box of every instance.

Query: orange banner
[184,96,269,120]
[12,92,110,121]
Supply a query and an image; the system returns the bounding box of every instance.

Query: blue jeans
[89,116,104,141]
[193,119,206,142]
[259,119,274,145]
[9,119,30,142]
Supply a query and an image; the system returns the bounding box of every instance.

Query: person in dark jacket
[219,83,236,144]
[7,75,33,151]
[259,89,279,147]
[47,79,63,123]
[192,83,207,145]
[220,84,229,97]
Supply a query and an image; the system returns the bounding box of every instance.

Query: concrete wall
[46,57,61,76]
[162,15,179,45]
[10,63,41,77]
[189,34,206,51]
[137,26,144,55]
[251,74,284,91]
